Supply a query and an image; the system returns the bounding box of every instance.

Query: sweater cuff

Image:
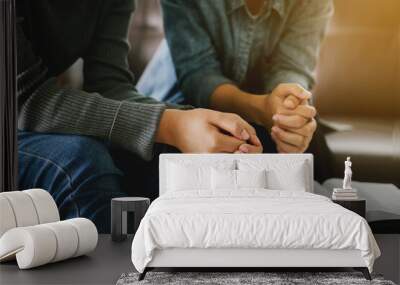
[110,102,166,161]
[182,70,234,108]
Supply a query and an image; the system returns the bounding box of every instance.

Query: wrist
[155,109,184,148]
[227,88,267,125]
[248,94,272,127]
[211,85,259,124]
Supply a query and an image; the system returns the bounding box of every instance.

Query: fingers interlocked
[270,84,317,153]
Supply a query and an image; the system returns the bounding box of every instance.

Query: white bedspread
[131,190,380,272]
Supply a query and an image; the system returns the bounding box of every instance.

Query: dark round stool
[111,197,150,242]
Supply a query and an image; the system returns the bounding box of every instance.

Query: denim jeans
[18,131,161,233]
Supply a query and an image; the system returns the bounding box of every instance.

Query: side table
[332,199,366,218]
[111,197,150,242]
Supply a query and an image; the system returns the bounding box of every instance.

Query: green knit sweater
[17,0,169,161]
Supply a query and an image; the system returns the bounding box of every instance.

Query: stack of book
[332,188,358,200]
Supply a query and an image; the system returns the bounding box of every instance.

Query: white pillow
[237,169,267,189]
[167,162,210,191]
[167,160,236,191]
[211,169,236,190]
[266,163,308,191]
[211,169,268,190]
[238,159,310,192]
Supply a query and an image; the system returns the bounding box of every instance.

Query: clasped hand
[267,83,317,153]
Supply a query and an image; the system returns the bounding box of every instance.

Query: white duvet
[131,190,380,273]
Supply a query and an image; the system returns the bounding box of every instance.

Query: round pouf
[111,197,150,242]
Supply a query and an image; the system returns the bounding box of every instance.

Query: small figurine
[332,157,357,200]
[342,157,352,190]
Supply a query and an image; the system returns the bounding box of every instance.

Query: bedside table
[111,197,150,242]
[332,199,366,218]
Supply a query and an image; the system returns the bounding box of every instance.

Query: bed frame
[140,248,370,280]
[139,154,371,280]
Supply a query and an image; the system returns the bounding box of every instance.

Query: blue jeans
[18,131,161,233]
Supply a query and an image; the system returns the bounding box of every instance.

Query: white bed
[131,154,380,280]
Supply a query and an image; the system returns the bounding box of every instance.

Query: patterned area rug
[117,272,396,285]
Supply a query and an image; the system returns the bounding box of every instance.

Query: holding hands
[156,109,263,154]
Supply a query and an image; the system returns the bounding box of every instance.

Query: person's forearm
[210,84,269,125]
[18,78,166,161]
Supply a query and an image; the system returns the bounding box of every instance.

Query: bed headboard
[159,154,314,195]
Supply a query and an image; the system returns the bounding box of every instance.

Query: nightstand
[332,199,366,218]
[111,197,150,242]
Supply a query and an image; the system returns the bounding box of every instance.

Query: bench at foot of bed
[137,267,372,281]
